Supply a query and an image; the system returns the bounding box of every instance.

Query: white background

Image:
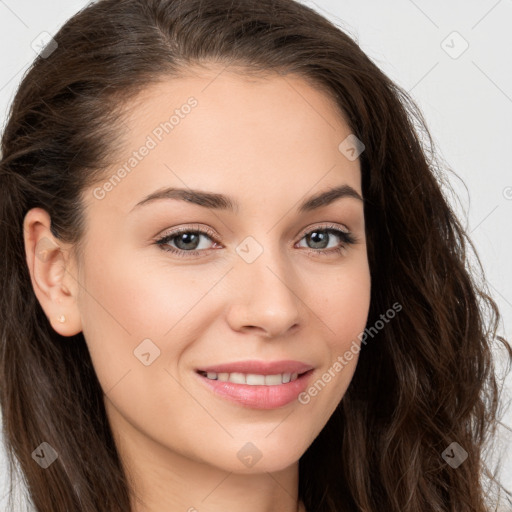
[0,0,511,509]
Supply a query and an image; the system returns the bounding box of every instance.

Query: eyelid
[155,223,218,241]
[296,222,351,239]
[155,222,351,245]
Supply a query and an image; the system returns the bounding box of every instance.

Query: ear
[23,207,83,337]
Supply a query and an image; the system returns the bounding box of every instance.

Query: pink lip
[196,369,314,409]
[196,360,314,375]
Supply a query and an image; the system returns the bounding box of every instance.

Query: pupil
[308,230,328,249]
[176,232,199,250]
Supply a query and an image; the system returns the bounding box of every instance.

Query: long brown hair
[1,0,511,510]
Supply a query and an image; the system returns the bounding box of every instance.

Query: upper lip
[196,360,314,376]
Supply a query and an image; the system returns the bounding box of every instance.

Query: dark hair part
[1,0,511,510]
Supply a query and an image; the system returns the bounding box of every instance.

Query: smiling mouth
[195,368,315,409]
[196,369,311,386]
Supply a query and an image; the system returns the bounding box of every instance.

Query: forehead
[83,65,362,217]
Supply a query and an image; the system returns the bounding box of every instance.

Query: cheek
[300,259,371,409]
[76,253,200,433]
[80,242,210,336]
[77,247,227,386]
[312,256,372,345]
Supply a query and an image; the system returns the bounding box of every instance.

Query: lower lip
[196,370,314,409]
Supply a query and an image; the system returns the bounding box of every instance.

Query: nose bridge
[227,233,302,336]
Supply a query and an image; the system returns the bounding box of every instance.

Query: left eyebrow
[129,183,363,214]
[298,184,363,212]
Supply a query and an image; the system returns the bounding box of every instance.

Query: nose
[225,246,302,339]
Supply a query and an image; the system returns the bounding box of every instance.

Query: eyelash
[154,223,357,259]
[155,224,357,258]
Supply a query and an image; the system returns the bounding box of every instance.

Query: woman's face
[33,66,371,476]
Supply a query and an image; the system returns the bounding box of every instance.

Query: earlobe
[23,207,83,337]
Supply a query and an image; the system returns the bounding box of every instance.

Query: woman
[0,0,511,511]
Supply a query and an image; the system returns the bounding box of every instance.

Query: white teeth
[228,372,246,384]
[201,371,302,385]
[246,374,265,385]
[265,374,283,385]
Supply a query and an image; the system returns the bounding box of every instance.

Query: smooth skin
[23,65,371,512]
